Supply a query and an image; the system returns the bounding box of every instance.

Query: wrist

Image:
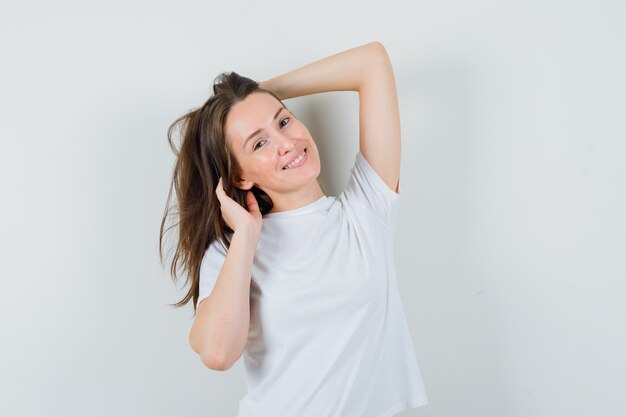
[258,79,282,99]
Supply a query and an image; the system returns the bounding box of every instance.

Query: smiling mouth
[282,148,307,170]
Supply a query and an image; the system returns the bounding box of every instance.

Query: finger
[215,177,224,199]
[246,190,260,213]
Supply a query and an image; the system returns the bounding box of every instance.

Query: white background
[1,0,625,416]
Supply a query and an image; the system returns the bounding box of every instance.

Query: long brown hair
[159,71,285,314]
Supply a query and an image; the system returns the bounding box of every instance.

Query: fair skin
[224,92,325,214]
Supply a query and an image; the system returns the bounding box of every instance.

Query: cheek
[296,122,310,135]
[250,156,276,175]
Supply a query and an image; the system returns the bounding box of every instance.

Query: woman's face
[224,92,322,200]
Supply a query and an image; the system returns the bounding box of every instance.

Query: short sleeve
[196,238,228,310]
[339,150,401,229]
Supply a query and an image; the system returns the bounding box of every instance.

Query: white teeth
[284,150,305,169]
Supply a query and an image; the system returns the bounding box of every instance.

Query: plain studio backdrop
[1,0,624,416]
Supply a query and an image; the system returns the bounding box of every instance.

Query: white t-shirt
[197,151,429,417]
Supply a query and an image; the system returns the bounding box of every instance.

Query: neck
[267,181,325,213]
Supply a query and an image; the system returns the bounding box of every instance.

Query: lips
[282,148,307,170]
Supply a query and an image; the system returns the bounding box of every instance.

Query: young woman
[160,41,428,417]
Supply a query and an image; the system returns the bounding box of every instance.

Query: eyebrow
[243,106,286,149]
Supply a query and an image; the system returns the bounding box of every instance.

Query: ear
[233,175,254,191]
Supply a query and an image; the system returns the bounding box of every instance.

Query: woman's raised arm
[259,41,381,99]
[260,41,401,194]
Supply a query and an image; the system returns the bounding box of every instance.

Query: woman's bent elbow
[200,350,231,371]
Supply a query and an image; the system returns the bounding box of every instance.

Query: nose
[277,135,295,154]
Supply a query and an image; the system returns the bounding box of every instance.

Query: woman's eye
[253,139,266,150]
[280,117,290,127]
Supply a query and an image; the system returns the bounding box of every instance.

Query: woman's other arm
[189,228,257,371]
[260,41,401,193]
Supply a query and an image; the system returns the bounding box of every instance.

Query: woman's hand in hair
[215,177,262,241]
